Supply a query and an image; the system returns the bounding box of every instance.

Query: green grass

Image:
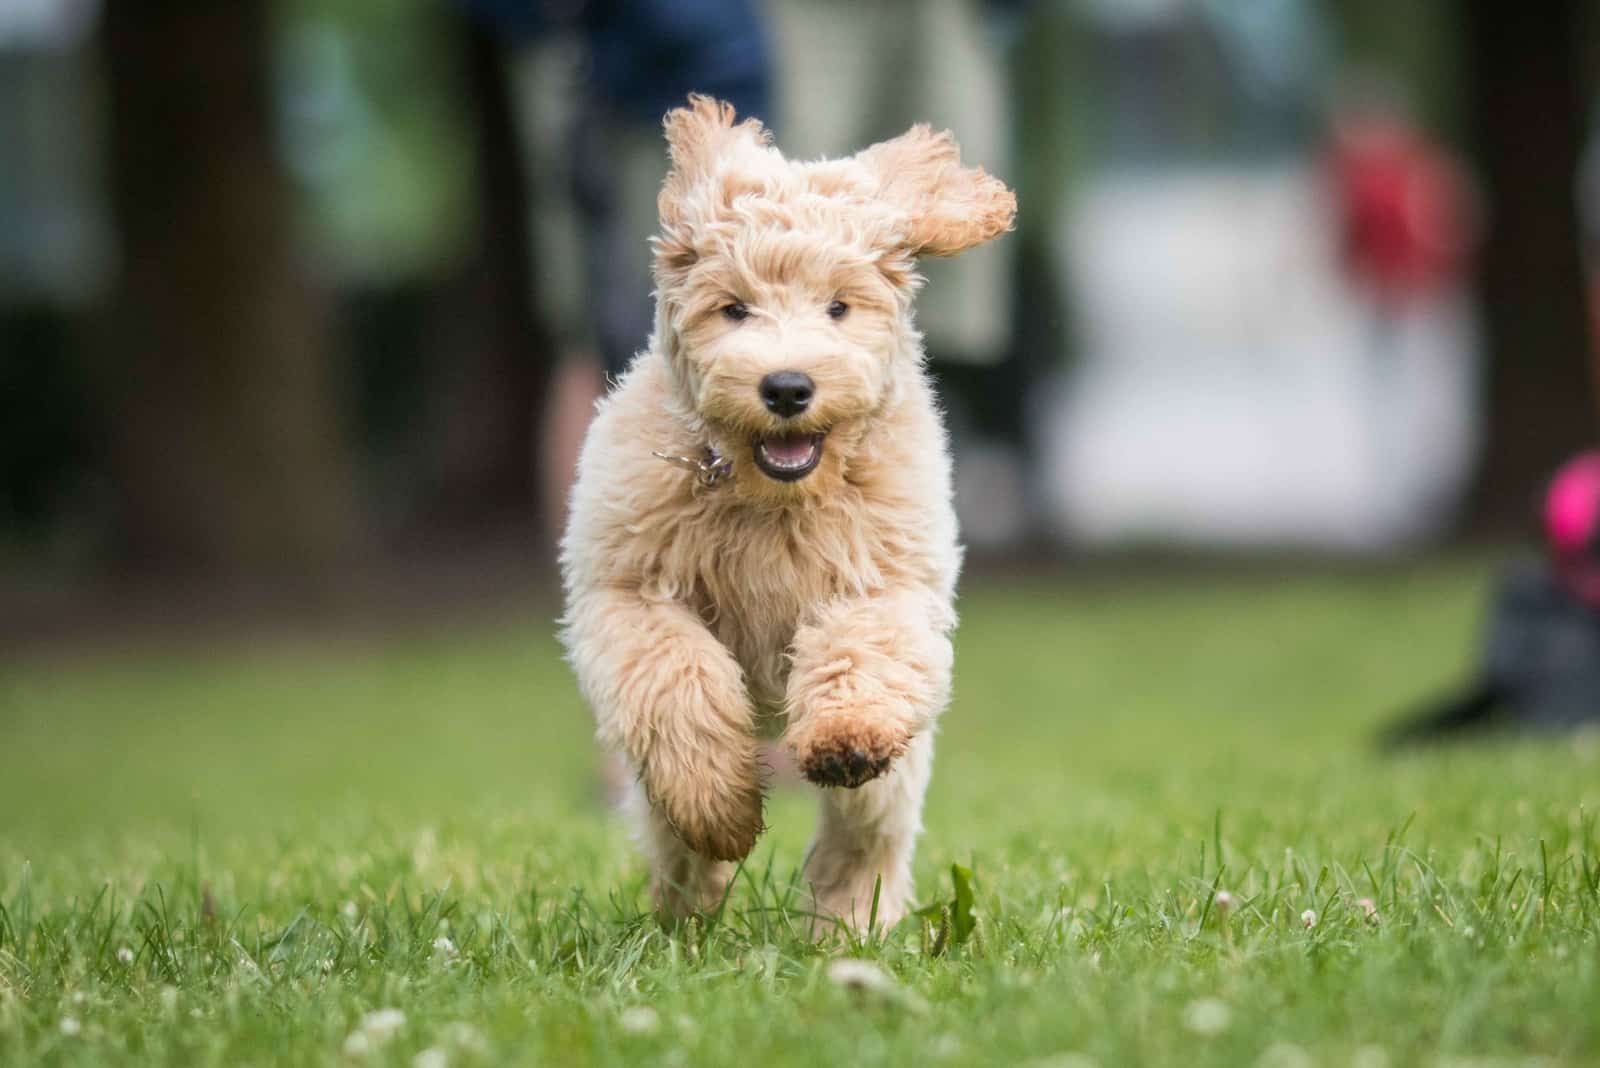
[2,559,1598,1066]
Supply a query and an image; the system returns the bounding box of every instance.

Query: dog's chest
[684,502,881,709]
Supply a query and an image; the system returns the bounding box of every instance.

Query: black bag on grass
[1385,451,1600,744]
[1385,562,1600,744]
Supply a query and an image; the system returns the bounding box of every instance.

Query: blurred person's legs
[505,37,600,541]
[575,118,662,384]
[509,40,665,542]
[507,41,661,808]
[534,119,663,547]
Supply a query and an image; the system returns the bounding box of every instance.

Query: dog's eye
[827,300,849,321]
[722,302,751,322]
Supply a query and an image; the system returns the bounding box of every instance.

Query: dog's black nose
[759,371,814,418]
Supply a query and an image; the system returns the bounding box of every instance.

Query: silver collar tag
[652,446,734,489]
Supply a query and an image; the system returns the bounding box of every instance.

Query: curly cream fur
[560,95,1015,932]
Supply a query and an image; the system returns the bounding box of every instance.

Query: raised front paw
[787,715,910,789]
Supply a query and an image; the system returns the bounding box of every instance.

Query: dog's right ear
[662,95,770,188]
[655,96,771,278]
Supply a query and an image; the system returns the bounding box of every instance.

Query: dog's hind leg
[802,730,933,935]
[624,779,736,922]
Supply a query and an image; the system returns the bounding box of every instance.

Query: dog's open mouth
[753,432,824,481]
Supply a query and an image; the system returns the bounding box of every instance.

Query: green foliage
[1,559,1597,1065]
[273,0,475,283]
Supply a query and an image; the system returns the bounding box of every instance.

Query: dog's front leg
[565,589,763,913]
[784,588,954,789]
[783,588,954,932]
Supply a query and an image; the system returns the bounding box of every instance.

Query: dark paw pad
[802,745,893,789]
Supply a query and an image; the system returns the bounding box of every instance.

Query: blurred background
[2,0,1599,648]
[6,18,1600,1058]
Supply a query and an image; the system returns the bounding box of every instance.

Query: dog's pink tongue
[762,434,814,465]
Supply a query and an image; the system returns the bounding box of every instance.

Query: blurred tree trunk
[423,14,551,533]
[99,1,361,575]
[1463,1,1598,529]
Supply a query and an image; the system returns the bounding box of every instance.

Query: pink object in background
[1545,451,1600,606]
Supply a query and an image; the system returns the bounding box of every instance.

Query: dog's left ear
[856,125,1016,258]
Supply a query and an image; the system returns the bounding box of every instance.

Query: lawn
[2,558,1597,1066]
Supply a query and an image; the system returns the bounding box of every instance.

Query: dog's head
[650,96,1015,499]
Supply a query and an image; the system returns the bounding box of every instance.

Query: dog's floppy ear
[655,96,771,277]
[856,124,1016,258]
[662,95,770,188]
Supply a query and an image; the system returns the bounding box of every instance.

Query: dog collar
[652,445,734,489]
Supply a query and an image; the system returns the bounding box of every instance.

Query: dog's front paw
[787,715,909,789]
[649,762,766,862]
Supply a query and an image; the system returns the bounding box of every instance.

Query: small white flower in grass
[443,1022,487,1054]
[116,946,134,965]
[432,936,458,962]
[1256,1041,1313,1068]
[344,1007,407,1057]
[1182,998,1231,1037]
[826,958,896,995]
[826,958,928,1014]
[619,1006,660,1035]
[1213,890,1235,915]
[363,1008,406,1040]
[1355,897,1380,923]
[413,1047,448,1068]
[59,1017,82,1037]
[1300,909,1317,929]
[341,900,359,921]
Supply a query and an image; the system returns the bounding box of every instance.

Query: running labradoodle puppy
[561,96,1015,932]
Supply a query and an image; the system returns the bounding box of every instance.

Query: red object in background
[1331,116,1475,304]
